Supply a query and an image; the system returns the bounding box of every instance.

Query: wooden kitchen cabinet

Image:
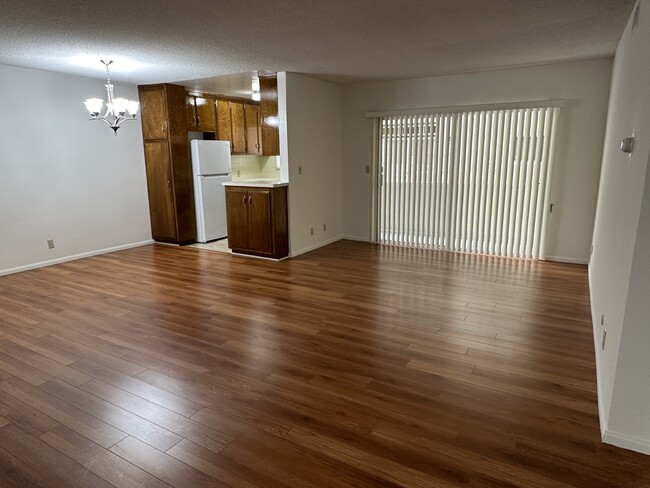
[138,83,196,244]
[186,95,217,132]
[215,98,263,155]
[143,140,176,240]
[230,102,247,154]
[260,75,280,156]
[216,99,233,144]
[140,88,169,139]
[245,103,262,154]
[225,185,288,258]
[224,187,249,250]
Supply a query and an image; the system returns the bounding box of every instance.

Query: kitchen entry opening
[373,103,561,259]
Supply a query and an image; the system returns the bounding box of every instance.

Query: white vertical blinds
[378,106,560,259]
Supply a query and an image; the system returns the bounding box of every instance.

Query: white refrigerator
[190,140,232,243]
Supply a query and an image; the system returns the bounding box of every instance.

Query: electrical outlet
[590,244,594,256]
[237,170,241,178]
[310,227,314,236]
[602,327,607,350]
[323,224,327,232]
[365,165,370,174]
[47,239,55,249]
[298,165,303,175]
[601,314,605,326]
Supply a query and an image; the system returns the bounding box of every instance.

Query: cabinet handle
[248,196,252,205]
[197,116,200,126]
[192,116,196,126]
[243,196,247,205]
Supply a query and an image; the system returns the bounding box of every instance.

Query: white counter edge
[223,181,289,188]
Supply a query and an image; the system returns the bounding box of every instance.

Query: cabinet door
[143,141,177,240]
[186,96,197,129]
[248,189,273,254]
[230,102,247,154]
[195,97,217,132]
[216,99,233,146]
[225,187,249,250]
[260,76,280,156]
[244,103,261,154]
[139,87,168,140]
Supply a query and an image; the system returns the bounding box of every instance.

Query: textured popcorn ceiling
[0,0,635,87]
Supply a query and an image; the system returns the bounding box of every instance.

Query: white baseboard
[545,255,589,265]
[290,236,342,258]
[341,235,371,242]
[603,429,650,455]
[588,268,608,438]
[0,240,155,276]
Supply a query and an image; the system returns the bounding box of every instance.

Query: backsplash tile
[231,155,280,181]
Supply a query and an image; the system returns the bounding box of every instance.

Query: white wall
[0,65,152,275]
[590,0,650,454]
[342,59,613,263]
[284,73,344,256]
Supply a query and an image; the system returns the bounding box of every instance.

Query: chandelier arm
[95,116,117,128]
[113,116,136,127]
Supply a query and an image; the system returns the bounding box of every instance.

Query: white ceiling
[0,0,634,94]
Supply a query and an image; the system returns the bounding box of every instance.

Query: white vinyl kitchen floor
[189,238,231,254]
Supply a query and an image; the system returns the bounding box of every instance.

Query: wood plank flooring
[0,240,649,487]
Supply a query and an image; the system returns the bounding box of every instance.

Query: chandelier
[84,60,139,135]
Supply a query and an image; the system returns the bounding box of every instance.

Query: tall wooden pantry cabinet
[138,83,196,244]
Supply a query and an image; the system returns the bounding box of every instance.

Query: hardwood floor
[0,240,649,487]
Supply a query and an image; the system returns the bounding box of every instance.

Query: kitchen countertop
[223,179,288,188]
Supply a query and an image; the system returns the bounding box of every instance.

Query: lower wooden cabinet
[143,141,176,240]
[225,185,288,259]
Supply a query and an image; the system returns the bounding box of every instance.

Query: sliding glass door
[376,105,560,259]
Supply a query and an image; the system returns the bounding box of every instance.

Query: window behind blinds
[377,106,560,259]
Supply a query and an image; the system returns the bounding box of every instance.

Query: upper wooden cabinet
[230,102,247,154]
[186,95,217,132]
[216,99,232,144]
[187,75,279,156]
[138,83,196,245]
[139,88,169,139]
[245,103,261,154]
[185,96,195,130]
[215,99,262,155]
[260,75,280,156]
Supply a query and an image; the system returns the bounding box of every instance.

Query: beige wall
[0,65,151,275]
[283,73,344,256]
[590,0,650,454]
[342,58,613,263]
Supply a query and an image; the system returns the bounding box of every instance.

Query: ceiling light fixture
[84,60,139,135]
